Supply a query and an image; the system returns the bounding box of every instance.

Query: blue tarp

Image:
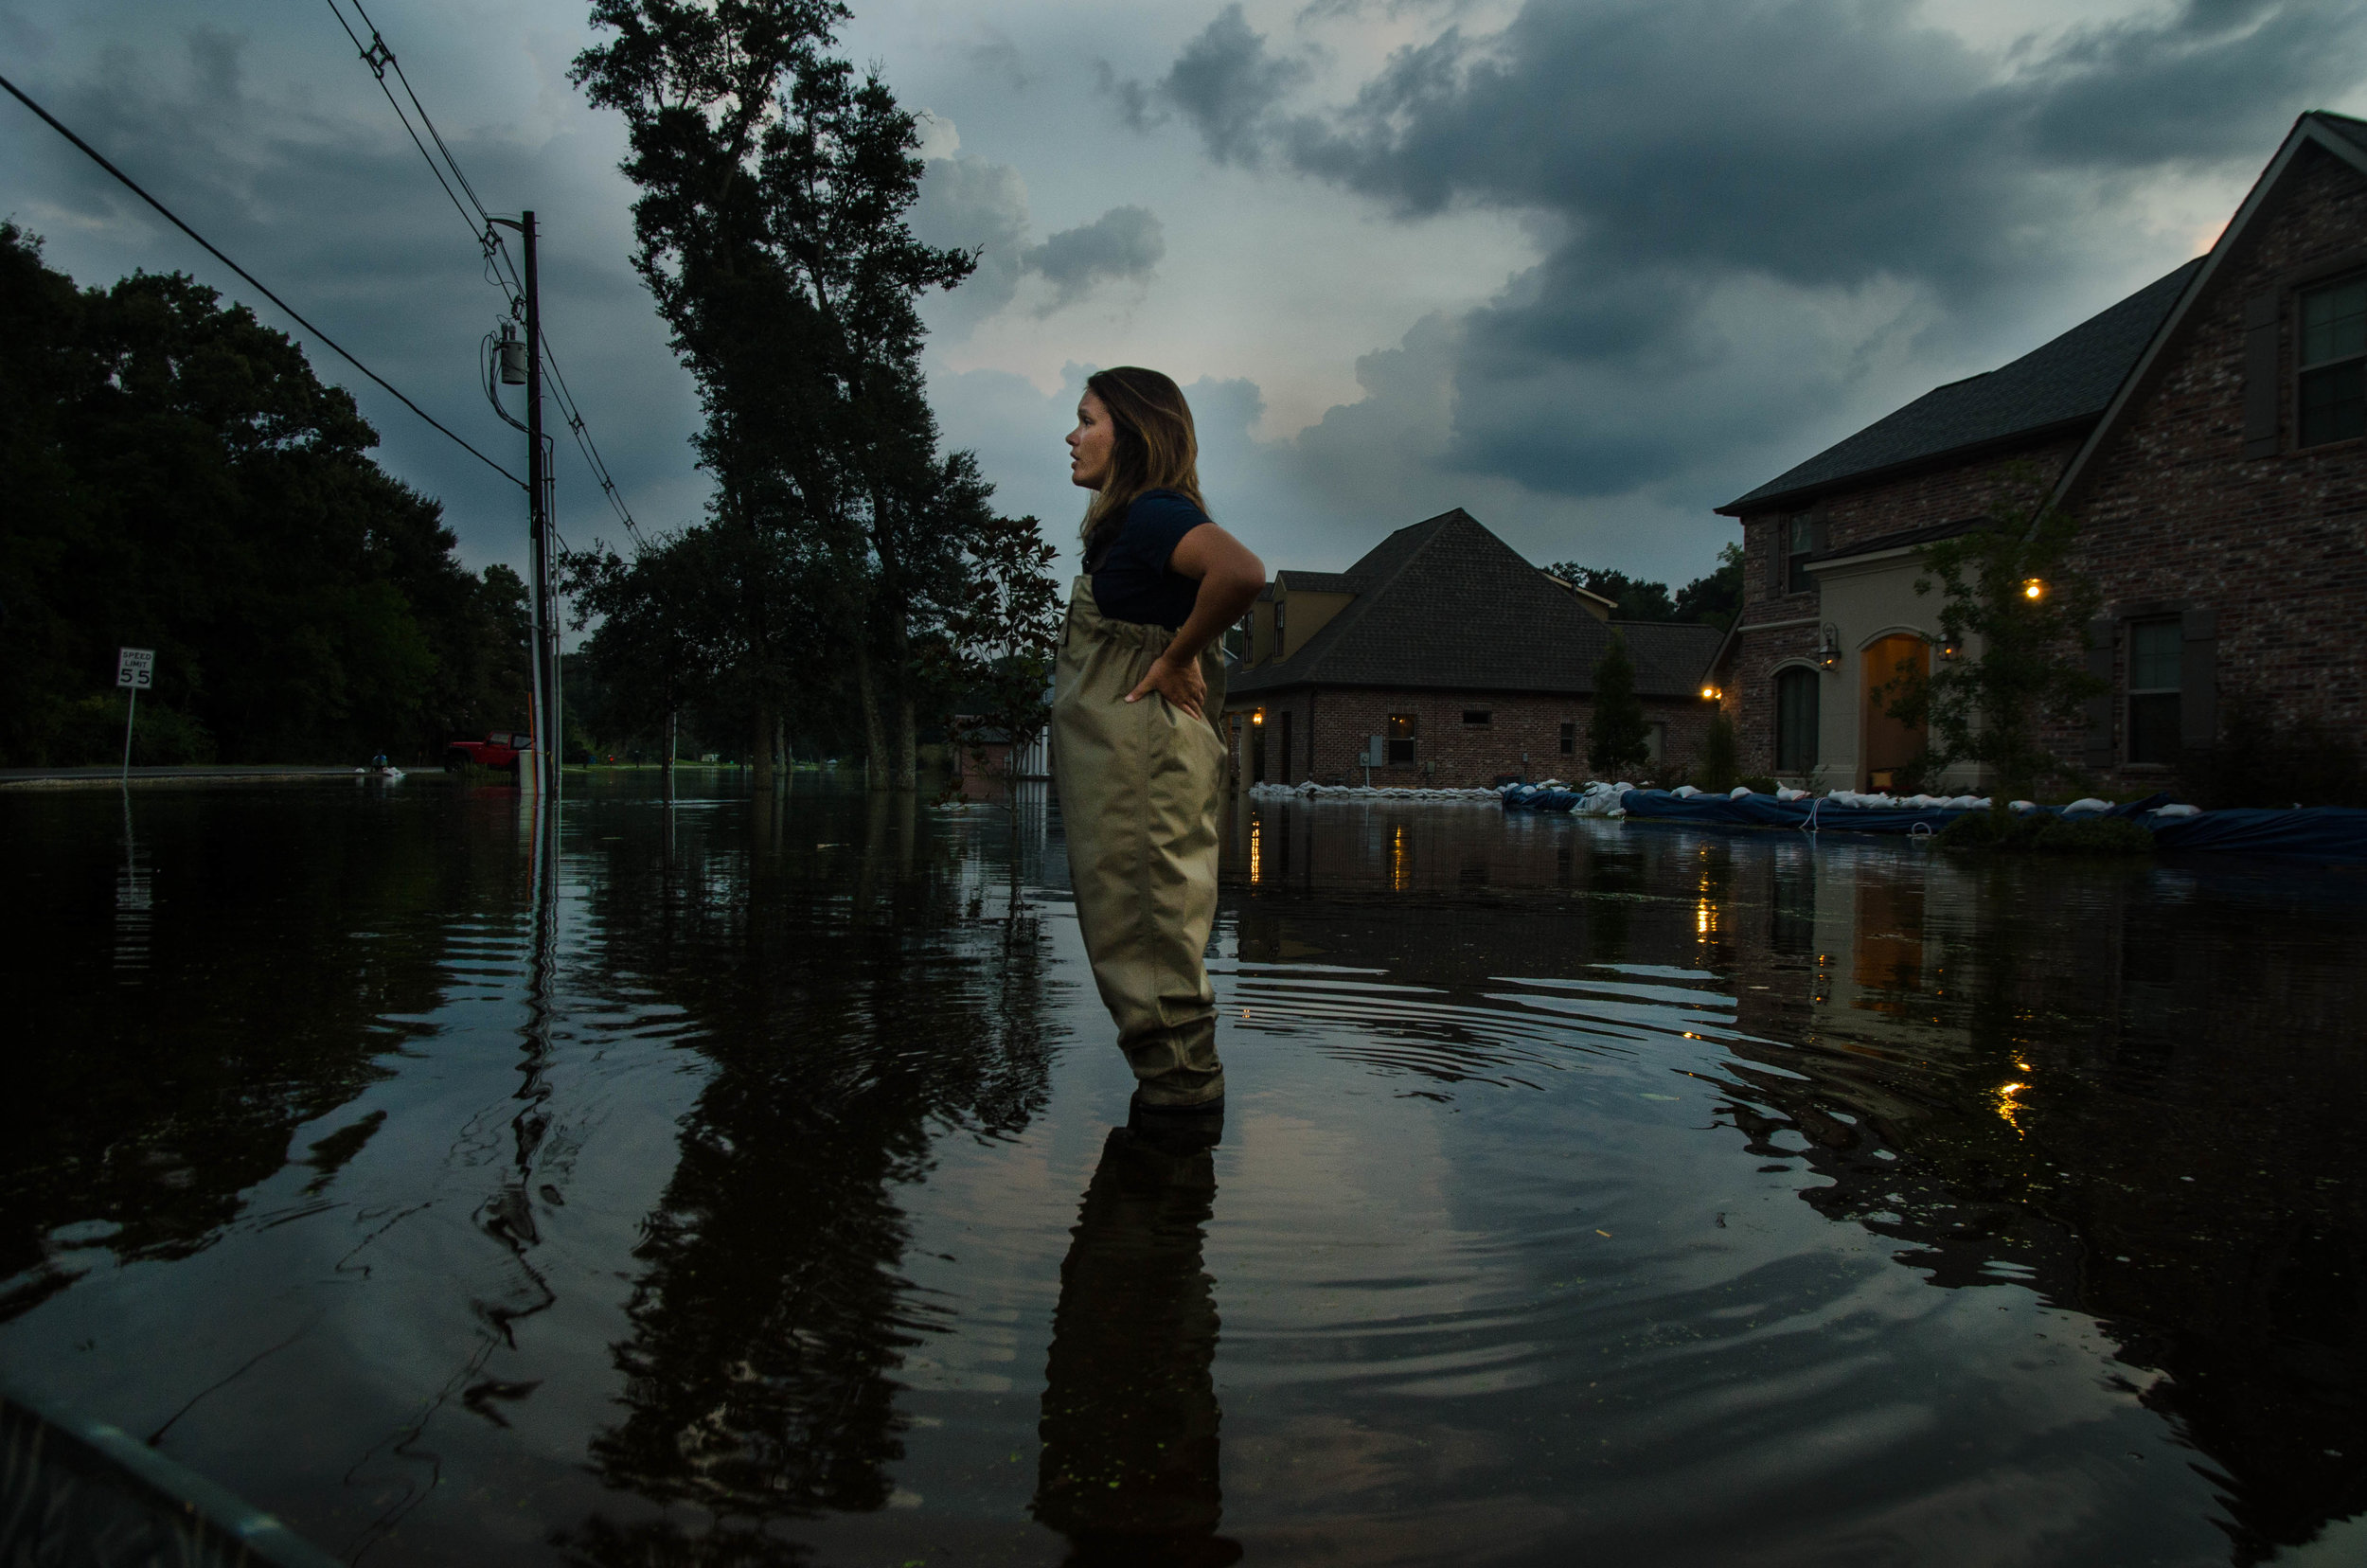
[2150,806,2367,859]
[1503,788,1586,812]
[1548,789,2367,862]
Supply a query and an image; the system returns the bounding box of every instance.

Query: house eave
[1714,415,2097,518]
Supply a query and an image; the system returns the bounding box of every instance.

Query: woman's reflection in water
[1033,1107,1241,1567]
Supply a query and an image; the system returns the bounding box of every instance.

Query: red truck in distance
[444,732,533,775]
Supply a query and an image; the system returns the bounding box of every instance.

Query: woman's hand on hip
[1125,651,1205,720]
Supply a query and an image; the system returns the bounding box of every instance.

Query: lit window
[2127,619,2182,765]
[2301,276,2367,447]
[1386,713,1417,765]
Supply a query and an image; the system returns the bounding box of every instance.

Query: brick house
[1222,508,1721,789]
[1708,111,2367,793]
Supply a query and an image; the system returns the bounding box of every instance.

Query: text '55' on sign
[117,648,154,689]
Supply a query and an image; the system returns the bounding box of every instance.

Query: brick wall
[1231,687,1712,788]
[1722,138,2367,788]
[2064,140,2367,785]
[1735,437,2085,619]
[1721,443,2086,775]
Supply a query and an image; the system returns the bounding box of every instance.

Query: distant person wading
[1052,368,1266,1114]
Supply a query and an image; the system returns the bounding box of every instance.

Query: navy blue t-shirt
[1086,489,1209,630]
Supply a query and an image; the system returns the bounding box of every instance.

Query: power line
[321,0,645,548]
[540,330,646,544]
[0,70,525,489]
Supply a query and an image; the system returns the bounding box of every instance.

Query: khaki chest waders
[1050,579,1229,1107]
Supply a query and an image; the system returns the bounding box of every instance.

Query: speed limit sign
[117,648,154,689]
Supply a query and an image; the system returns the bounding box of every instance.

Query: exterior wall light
[2022,579,2045,600]
[1700,684,1721,701]
[1251,709,1264,725]
[1938,638,1961,662]
[1817,624,1840,669]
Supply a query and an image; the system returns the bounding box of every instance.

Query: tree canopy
[0,224,529,766]
[568,0,1007,789]
[1547,542,1742,632]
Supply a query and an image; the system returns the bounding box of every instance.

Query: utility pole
[493,212,559,798]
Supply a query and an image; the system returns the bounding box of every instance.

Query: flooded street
[4,776,2364,1565]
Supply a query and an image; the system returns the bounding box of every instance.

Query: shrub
[1937,807,2151,855]
[55,694,217,766]
[1587,633,1651,775]
[2179,699,2366,809]
[2034,815,2154,854]
[1738,774,1779,794]
[1695,709,1739,793]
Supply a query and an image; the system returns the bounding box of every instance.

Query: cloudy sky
[7,0,2366,597]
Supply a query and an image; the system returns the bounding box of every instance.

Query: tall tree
[1587,633,1652,776]
[940,511,1062,808]
[0,224,526,765]
[572,0,975,791]
[1675,543,1744,631]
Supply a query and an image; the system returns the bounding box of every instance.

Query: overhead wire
[322,0,644,549]
[0,70,525,489]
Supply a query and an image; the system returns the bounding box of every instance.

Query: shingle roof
[1230,509,1718,699]
[2318,111,2367,158]
[1615,620,1725,694]
[1276,570,1363,594]
[1719,259,2201,514]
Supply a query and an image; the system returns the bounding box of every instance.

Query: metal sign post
[116,647,154,783]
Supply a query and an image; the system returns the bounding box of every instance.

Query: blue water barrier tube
[1518,786,2367,862]
[0,1383,342,1568]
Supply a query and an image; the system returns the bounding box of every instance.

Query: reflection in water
[561,786,1058,1564]
[1035,1112,1236,1566]
[1223,799,2367,1562]
[112,787,151,982]
[5,780,2366,1565]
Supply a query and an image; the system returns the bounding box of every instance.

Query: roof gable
[1719,260,2198,515]
[1232,509,1718,698]
[2051,111,2367,508]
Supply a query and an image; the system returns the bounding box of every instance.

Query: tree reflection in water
[560,787,1057,1565]
[1034,1110,1238,1568]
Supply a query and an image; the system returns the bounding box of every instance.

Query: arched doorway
[1860,633,1929,791]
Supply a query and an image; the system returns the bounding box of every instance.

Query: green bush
[2033,815,2154,854]
[1695,709,1739,793]
[1737,774,1779,795]
[1937,806,2151,855]
[54,694,217,766]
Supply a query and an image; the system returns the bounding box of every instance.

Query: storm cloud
[1127,0,2367,497]
[911,149,1165,329]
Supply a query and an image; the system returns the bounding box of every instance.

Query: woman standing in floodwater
[1052,368,1266,1114]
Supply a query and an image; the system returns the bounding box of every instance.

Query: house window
[2127,618,2182,765]
[1279,710,1293,782]
[1274,598,1289,654]
[1558,722,1576,757]
[1775,668,1820,773]
[1386,713,1417,765]
[1787,516,1819,594]
[2300,276,2366,447]
[1462,709,1491,726]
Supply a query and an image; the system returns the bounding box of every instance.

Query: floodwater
[3,776,2363,1567]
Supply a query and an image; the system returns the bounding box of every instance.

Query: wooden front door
[1860,633,1929,791]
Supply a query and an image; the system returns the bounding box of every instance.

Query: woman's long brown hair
[1079,366,1203,559]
